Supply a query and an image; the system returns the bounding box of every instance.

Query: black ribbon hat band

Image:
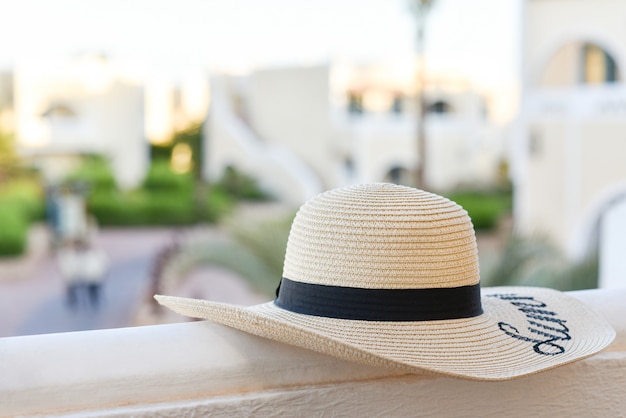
[275,277,483,322]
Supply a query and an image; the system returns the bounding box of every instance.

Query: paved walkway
[0,225,259,338]
[0,210,507,338]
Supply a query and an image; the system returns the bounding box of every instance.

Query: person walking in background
[46,182,90,249]
[57,239,109,309]
[57,240,82,308]
[80,240,108,308]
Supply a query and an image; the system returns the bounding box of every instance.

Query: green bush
[446,191,511,231]
[142,192,195,225]
[67,157,241,227]
[201,188,234,223]
[0,179,44,222]
[0,205,28,256]
[214,166,270,201]
[65,155,117,194]
[142,160,193,194]
[78,159,200,226]
[0,179,44,256]
[88,191,146,226]
[88,190,196,226]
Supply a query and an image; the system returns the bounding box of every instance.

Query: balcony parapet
[525,85,626,118]
[1,288,625,417]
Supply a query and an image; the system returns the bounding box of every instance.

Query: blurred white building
[513,0,626,286]
[205,64,505,205]
[12,54,211,188]
[14,54,147,189]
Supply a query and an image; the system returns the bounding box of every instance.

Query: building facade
[205,64,505,205]
[513,0,626,286]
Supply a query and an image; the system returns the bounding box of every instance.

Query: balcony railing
[1,288,625,417]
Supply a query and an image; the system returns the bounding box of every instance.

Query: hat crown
[283,183,479,289]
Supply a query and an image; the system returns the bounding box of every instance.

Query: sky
[0,0,521,89]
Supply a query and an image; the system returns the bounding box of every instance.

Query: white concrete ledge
[1,288,625,417]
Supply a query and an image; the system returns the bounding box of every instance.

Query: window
[384,166,412,186]
[582,43,618,84]
[347,91,364,116]
[391,95,403,115]
[427,100,452,115]
[539,41,620,87]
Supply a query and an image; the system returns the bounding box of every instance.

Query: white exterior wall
[101,82,147,190]
[352,92,500,192]
[206,76,323,205]
[514,118,569,243]
[600,198,626,288]
[350,116,416,184]
[247,67,341,190]
[516,0,626,258]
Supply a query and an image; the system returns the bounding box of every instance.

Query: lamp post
[409,0,433,190]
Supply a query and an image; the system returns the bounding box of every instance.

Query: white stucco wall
[517,0,626,258]
[352,112,499,191]
[206,76,323,205]
[516,120,568,244]
[600,198,626,288]
[99,82,147,190]
[247,66,340,190]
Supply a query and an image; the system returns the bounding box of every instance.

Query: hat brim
[155,286,615,381]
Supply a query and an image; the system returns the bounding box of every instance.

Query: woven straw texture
[155,183,615,381]
[283,183,479,289]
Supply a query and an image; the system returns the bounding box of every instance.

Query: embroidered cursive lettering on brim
[488,294,571,356]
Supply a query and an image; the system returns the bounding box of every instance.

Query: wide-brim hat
[156,183,615,381]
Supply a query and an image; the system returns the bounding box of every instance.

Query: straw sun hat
[156,183,615,381]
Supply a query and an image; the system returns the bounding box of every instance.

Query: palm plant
[153,211,294,301]
[482,234,598,291]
